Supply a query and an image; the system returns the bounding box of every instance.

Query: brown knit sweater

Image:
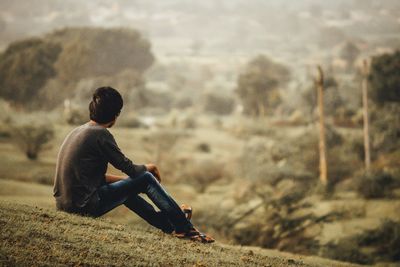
[53,122,146,213]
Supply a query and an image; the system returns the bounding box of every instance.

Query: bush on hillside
[0,27,154,110]
[321,220,400,264]
[321,239,371,265]
[202,92,235,115]
[0,99,12,138]
[64,108,87,125]
[196,142,211,153]
[369,103,400,155]
[237,124,355,187]
[236,55,290,117]
[358,220,400,262]
[49,27,154,81]
[0,38,61,107]
[356,171,395,199]
[369,50,400,104]
[10,119,54,160]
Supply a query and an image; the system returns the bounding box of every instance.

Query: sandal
[181,203,192,220]
[173,227,215,243]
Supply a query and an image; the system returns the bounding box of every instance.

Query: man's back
[54,121,146,214]
[53,123,109,212]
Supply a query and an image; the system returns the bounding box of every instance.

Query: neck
[89,120,111,128]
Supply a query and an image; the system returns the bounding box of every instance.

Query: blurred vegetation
[49,27,154,81]
[0,4,399,264]
[322,220,400,264]
[0,38,61,108]
[236,55,290,117]
[179,159,227,193]
[369,50,400,104]
[339,42,360,70]
[301,74,343,120]
[370,103,400,155]
[10,114,55,160]
[356,171,398,199]
[201,91,235,115]
[0,27,154,110]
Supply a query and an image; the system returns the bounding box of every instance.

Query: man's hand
[145,163,161,183]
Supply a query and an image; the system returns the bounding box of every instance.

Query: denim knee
[142,171,158,185]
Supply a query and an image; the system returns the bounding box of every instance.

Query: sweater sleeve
[98,130,146,178]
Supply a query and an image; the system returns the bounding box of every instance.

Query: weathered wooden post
[316,66,328,185]
[362,59,371,173]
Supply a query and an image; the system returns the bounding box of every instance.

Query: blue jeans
[88,171,193,233]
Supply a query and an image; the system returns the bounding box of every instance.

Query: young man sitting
[53,86,214,243]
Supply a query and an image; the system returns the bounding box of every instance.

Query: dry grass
[0,201,359,267]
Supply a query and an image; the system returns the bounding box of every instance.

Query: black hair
[89,86,123,124]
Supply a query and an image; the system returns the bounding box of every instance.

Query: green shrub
[369,50,400,104]
[370,103,400,155]
[0,100,12,138]
[180,113,197,129]
[358,220,400,262]
[11,120,54,160]
[196,142,211,153]
[202,92,235,115]
[321,220,400,264]
[356,171,395,199]
[321,239,371,265]
[0,38,61,107]
[64,108,87,125]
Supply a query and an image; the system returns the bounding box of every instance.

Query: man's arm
[98,131,162,182]
[98,132,147,178]
[105,163,161,184]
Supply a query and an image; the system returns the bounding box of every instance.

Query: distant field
[0,122,243,184]
[0,201,360,267]
[0,120,245,228]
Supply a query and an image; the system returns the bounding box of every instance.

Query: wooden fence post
[362,59,371,173]
[316,66,328,185]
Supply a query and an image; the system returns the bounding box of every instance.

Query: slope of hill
[0,201,361,267]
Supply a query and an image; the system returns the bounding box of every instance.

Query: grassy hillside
[0,201,360,267]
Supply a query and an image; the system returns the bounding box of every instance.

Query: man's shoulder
[65,123,110,143]
[76,123,109,135]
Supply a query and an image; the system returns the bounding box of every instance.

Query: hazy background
[0,0,399,265]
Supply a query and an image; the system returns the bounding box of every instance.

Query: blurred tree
[302,74,341,120]
[236,55,290,117]
[340,42,360,70]
[0,38,61,107]
[11,118,55,160]
[48,27,154,82]
[0,27,154,110]
[168,73,187,91]
[202,91,235,115]
[369,50,400,104]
